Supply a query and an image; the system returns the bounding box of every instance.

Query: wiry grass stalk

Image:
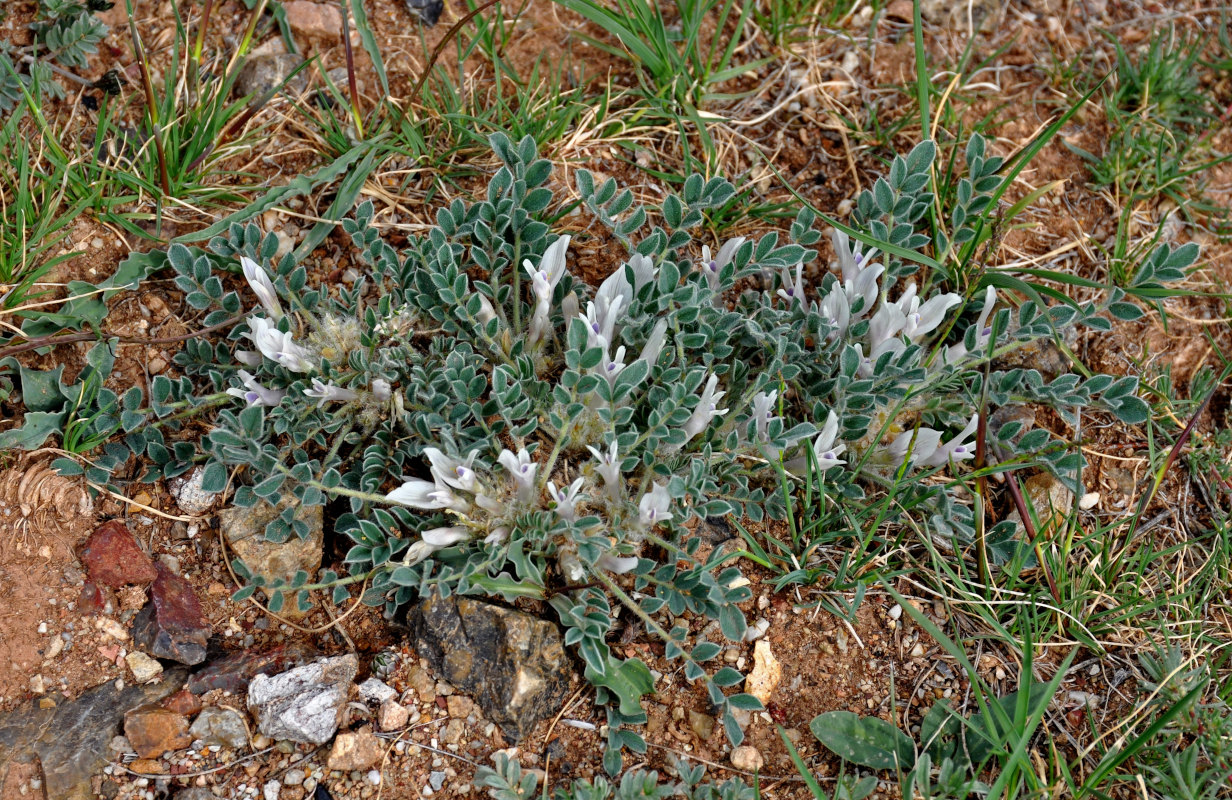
[125,0,170,198]
[339,0,363,139]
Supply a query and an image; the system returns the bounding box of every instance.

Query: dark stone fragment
[131,562,210,665]
[78,520,157,587]
[186,643,317,694]
[405,0,443,26]
[233,53,309,103]
[0,669,185,800]
[409,592,571,742]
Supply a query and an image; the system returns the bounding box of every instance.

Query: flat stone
[128,758,164,774]
[186,643,317,694]
[169,468,219,515]
[405,664,436,704]
[410,592,571,742]
[160,690,202,716]
[173,790,218,800]
[189,707,249,749]
[124,704,192,758]
[0,669,184,800]
[357,677,397,705]
[404,0,444,26]
[744,640,781,705]
[445,695,475,720]
[78,520,157,587]
[234,53,309,101]
[220,499,322,620]
[248,654,357,745]
[126,651,164,683]
[1012,473,1076,536]
[378,699,410,731]
[131,562,211,665]
[688,710,715,741]
[327,726,384,770]
[731,745,764,772]
[283,0,343,41]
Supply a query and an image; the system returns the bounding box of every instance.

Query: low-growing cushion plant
[22,132,1194,771]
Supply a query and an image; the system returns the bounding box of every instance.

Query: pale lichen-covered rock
[248,654,357,744]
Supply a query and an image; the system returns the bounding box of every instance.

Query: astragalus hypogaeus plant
[149,133,1187,766]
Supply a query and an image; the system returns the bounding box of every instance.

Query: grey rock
[189,707,249,749]
[174,790,218,800]
[248,654,357,745]
[0,669,185,800]
[357,677,396,705]
[234,54,309,102]
[410,592,571,742]
[405,0,444,26]
[429,771,447,791]
[169,468,219,515]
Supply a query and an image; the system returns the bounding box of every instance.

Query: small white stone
[367,770,381,785]
[1079,492,1100,510]
[98,618,128,640]
[263,780,281,800]
[37,622,48,634]
[358,677,397,705]
[126,652,164,683]
[730,745,764,772]
[888,604,903,620]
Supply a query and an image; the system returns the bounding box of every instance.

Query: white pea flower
[581,295,624,350]
[240,256,283,320]
[244,316,315,373]
[751,390,778,443]
[638,481,673,527]
[833,229,881,286]
[303,378,359,406]
[371,379,392,402]
[786,410,847,474]
[918,414,979,467]
[818,284,852,337]
[421,526,470,548]
[484,527,510,545]
[700,237,746,296]
[597,554,640,574]
[225,370,285,408]
[586,441,621,500]
[599,344,627,388]
[476,294,497,325]
[892,283,962,342]
[548,477,585,522]
[427,485,473,514]
[234,349,262,367]
[944,286,999,365]
[679,373,729,444]
[638,319,668,368]
[424,447,479,493]
[386,478,447,509]
[562,291,580,325]
[844,259,884,317]
[474,493,504,514]
[522,234,571,346]
[885,427,945,467]
[497,447,537,502]
[777,263,805,307]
